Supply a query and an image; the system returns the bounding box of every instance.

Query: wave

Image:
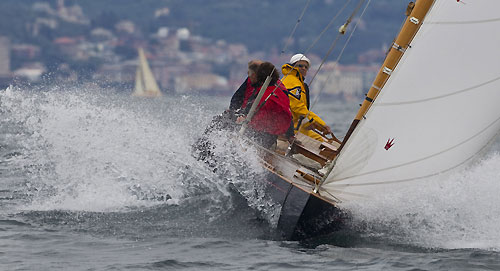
[344,151,500,250]
[3,83,499,247]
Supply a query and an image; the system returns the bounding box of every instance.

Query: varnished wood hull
[193,114,346,240]
[262,169,346,240]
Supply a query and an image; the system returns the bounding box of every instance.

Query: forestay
[322,0,500,202]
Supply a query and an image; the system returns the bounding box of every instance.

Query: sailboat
[132,47,162,97]
[196,0,500,240]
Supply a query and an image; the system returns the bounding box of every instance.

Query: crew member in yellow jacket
[281,53,338,143]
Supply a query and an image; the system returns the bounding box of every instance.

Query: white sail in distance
[132,47,162,97]
[323,0,500,202]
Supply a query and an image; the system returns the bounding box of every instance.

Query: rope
[311,0,373,191]
[281,0,312,54]
[309,0,371,129]
[247,0,312,123]
[309,0,368,87]
[251,0,353,125]
[280,0,359,80]
[300,0,371,137]
[248,0,371,152]
[305,0,354,53]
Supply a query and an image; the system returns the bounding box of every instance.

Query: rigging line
[329,113,500,184]
[319,186,367,201]
[376,74,500,106]
[281,0,312,54]
[426,17,500,25]
[249,0,318,112]
[309,0,366,87]
[317,187,344,202]
[286,0,368,148]
[279,0,355,86]
[308,0,369,110]
[260,1,313,100]
[305,0,353,53]
[355,5,428,120]
[307,35,343,87]
[272,1,349,98]
[279,0,367,150]
[311,0,371,191]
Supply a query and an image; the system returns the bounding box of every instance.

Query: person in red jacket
[229,60,263,112]
[193,62,292,164]
[238,62,293,148]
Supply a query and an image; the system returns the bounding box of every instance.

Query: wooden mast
[315,0,436,191]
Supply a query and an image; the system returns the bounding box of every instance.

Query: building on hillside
[174,73,230,95]
[53,36,92,60]
[155,7,170,18]
[357,48,387,65]
[11,44,41,60]
[227,44,248,59]
[32,2,55,14]
[313,62,378,100]
[115,20,136,35]
[94,60,135,84]
[90,28,115,42]
[56,0,89,25]
[31,18,58,36]
[54,36,79,56]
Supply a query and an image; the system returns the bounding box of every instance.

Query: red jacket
[241,78,256,109]
[229,78,258,111]
[249,81,292,135]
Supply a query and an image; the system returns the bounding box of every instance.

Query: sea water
[1,84,499,270]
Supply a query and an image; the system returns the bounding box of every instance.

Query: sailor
[198,60,262,139]
[237,62,293,148]
[229,59,263,112]
[281,53,340,143]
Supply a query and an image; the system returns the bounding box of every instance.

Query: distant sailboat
[132,47,162,97]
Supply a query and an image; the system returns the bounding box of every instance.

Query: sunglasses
[297,64,309,70]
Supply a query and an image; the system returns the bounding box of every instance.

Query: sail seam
[330,114,500,184]
[426,17,500,25]
[328,132,493,188]
[376,74,500,106]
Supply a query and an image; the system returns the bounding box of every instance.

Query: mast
[318,0,435,189]
[320,0,500,202]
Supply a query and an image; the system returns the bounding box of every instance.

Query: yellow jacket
[281,63,327,141]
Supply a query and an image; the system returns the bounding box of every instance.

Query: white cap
[289,53,310,65]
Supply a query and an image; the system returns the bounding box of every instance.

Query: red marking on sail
[384,138,395,150]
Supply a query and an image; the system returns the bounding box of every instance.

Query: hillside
[0,0,410,63]
[81,0,410,62]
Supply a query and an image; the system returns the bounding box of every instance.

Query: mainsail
[322,0,500,201]
[132,47,162,97]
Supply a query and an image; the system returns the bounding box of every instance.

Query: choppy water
[1,84,500,270]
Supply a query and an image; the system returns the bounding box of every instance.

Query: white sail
[322,1,500,201]
[132,47,162,97]
[133,66,145,96]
